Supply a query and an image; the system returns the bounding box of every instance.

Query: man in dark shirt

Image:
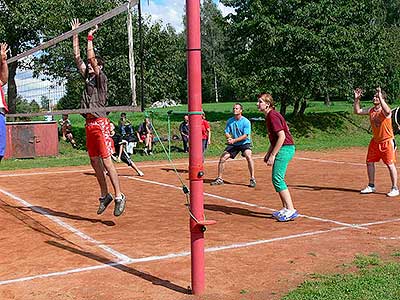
[179,114,189,152]
[71,19,126,217]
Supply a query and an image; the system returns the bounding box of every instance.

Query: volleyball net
[5,0,140,118]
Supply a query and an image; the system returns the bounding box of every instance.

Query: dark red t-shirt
[265,109,294,146]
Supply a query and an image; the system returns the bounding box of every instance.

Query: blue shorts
[0,114,6,158]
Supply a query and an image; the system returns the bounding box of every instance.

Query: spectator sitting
[110,123,144,176]
[59,114,77,148]
[118,112,132,136]
[137,117,154,155]
[120,122,138,155]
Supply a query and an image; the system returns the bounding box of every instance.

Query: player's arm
[0,43,9,86]
[377,87,391,117]
[353,88,369,115]
[70,19,86,76]
[87,25,100,76]
[270,130,285,157]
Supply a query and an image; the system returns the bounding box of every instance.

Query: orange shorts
[366,138,396,164]
[85,117,114,158]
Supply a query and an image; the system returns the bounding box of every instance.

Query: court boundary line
[1,217,400,286]
[0,188,132,262]
[0,155,381,179]
[126,176,368,230]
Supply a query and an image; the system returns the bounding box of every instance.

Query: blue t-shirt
[225,116,251,145]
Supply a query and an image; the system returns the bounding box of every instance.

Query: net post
[186,0,205,295]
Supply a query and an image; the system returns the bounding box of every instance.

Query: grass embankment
[283,253,400,300]
[0,101,373,170]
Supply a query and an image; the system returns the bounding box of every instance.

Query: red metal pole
[186,0,205,295]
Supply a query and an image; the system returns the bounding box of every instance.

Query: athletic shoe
[360,185,376,194]
[210,177,224,186]
[387,187,399,197]
[249,178,256,188]
[272,208,287,219]
[114,193,126,217]
[276,210,299,222]
[97,193,113,215]
[143,148,148,155]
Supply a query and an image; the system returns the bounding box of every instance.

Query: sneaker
[387,187,399,197]
[143,148,148,155]
[210,177,224,186]
[97,193,113,215]
[249,178,256,188]
[272,208,287,219]
[360,185,376,194]
[114,193,126,217]
[276,210,299,222]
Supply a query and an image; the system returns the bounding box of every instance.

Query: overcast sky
[141,0,235,32]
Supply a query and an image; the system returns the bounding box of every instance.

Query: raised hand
[354,88,363,100]
[0,43,9,61]
[70,18,80,30]
[88,25,99,36]
[376,86,382,100]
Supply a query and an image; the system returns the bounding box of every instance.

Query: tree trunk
[280,94,287,116]
[7,61,17,114]
[293,97,300,116]
[324,92,331,106]
[299,99,307,116]
[213,66,218,103]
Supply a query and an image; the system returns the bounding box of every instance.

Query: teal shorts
[272,145,295,192]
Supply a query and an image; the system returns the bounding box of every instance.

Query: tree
[221,0,400,115]
[201,0,227,103]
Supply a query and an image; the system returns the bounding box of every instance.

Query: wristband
[87,35,94,41]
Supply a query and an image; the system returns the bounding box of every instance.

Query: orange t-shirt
[369,108,394,143]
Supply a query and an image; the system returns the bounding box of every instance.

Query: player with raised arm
[354,87,399,197]
[71,19,126,216]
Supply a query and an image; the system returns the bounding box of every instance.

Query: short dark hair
[234,103,243,110]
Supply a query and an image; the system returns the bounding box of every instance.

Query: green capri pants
[272,145,295,192]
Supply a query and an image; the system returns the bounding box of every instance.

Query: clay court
[1,147,400,300]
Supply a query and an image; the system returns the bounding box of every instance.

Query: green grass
[1,101,376,170]
[282,254,400,300]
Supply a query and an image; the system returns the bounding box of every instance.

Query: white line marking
[378,237,400,240]
[0,226,349,286]
[3,216,400,286]
[0,155,367,179]
[294,157,365,166]
[0,188,131,262]
[127,176,367,229]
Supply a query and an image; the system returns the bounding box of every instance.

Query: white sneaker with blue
[276,209,299,222]
[272,208,287,219]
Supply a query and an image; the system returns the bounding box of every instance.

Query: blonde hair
[257,92,275,108]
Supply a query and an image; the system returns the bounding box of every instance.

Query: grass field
[0,101,373,170]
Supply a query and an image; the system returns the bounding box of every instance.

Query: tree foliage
[221,0,400,115]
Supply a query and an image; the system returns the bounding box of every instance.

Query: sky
[142,0,235,32]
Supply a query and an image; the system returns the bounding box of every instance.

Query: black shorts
[224,143,252,159]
